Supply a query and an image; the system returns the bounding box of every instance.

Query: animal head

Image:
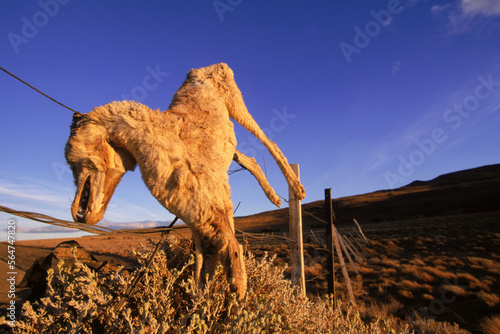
[65,113,136,224]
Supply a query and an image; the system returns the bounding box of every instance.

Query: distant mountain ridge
[405,164,500,188]
[235,163,500,232]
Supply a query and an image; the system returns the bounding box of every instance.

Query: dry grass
[380,267,398,274]
[422,293,434,301]
[468,257,500,276]
[357,265,377,275]
[409,258,426,266]
[332,213,499,333]
[398,279,424,291]
[422,266,458,280]
[364,297,404,319]
[379,258,401,267]
[440,285,468,296]
[480,315,500,334]
[399,290,414,298]
[457,272,489,290]
[304,262,323,277]
[448,256,465,267]
[478,292,500,307]
[402,264,435,282]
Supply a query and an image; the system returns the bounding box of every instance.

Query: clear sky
[1,0,499,238]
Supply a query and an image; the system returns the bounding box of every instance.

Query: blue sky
[1,0,499,238]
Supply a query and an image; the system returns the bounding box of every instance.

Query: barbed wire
[301,208,330,225]
[0,205,187,237]
[0,66,81,115]
[1,203,348,247]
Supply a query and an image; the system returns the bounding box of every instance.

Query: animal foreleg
[222,234,247,301]
[204,211,247,301]
[233,150,281,207]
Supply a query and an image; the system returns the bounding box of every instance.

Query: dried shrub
[0,239,472,333]
[410,314,471,334]
[369,297,404,318]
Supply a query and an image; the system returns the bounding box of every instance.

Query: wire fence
[0,205,188,237]
[0,204,363,247]
[1,200,370,307]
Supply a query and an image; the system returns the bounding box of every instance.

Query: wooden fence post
[324,188,335,296]
[289,164,305,296]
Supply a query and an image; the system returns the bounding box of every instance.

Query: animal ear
[187,68,199,78]
[69,112,84,135]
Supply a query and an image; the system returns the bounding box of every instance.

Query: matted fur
[65,63,305,300]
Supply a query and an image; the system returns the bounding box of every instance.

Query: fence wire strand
[1,203,355,248]
[0,66,81,115]
[0,205,187,237]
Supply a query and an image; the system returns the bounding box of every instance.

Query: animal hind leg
[233,150,281,207]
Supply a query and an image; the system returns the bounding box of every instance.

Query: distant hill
[17,221,173,234]
[235,164,500,232]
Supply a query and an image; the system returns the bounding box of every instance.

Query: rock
[18,240,125,301]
